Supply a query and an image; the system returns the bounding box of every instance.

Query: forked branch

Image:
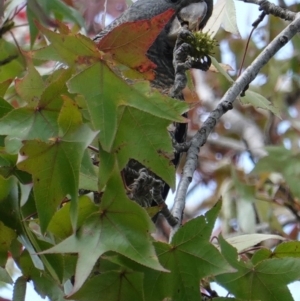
[170,10,300,239]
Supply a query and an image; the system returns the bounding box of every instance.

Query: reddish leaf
[96,9,175,79]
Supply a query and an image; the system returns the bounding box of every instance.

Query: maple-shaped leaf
[0,39,25,82]
[113,106,176,187]
[18,249,65,301]
[0,96,13,120]
[96,9,175,79]
[68,269,145,301]
[32,22,101,66]
[272,241,300,258]
[0,266,13,284]
[67,255,146,301]
[40,166,166,294]
[15,61,45,106]
[0,79,13,98]
[136,202,231,301]
[17,97,98,233]
[68,62,187,188]
[68,63,187,150]
[0,150,31,184]
[48,195,98,241]
[0,66,73,143]
[242,90,280,117]
[79,149,98,192]
[216,236,300,301]
[0,221,16,263]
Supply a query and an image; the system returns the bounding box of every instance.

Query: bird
[93,0,213,211]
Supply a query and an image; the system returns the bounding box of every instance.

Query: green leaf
[34,24,100,66]
[68,270,145,301]
[0,150,31,183]
[0,107,58,141]
[41,166,166,294]
[0,40,25,82]
[27,0,84,47]
[15,62,45,106]
[216,236,300,301]
[68,63,187,150]
[253,146,300,199]
[4,136,23,154]
[0,266,13,284]
[251,248,272,265]
[48,195,98,241]
[13,276,27,301]
[272,241,300,258]
[98,147,116,191]
[0,67,72,142]
[17,97,97,233]
[0,79,13,98]
[211,56,234,83]
[58,95,83,134]
[143,202,232,301]
[113,106,176,188]
[62,254,77,283]
[43,0,85,28]
[0,180,44,270]
[241,90,280,117]
[69,63,187,187]
[0,176,13,201]
[0,179,23,233]
[0,220,17,254]
[27,0,56,46]
[36,240,65,283]
[0,96,13,118]
[19,249,65,301]
[79,150,98,191]
[19,183,35,212]
[26,4,40,46]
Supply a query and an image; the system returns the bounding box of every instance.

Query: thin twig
[152,180,178,227]
[238,11,267,76]
[170,12,300,240]
[87,145,99,153]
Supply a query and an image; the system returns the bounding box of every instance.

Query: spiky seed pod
[185,31,217,59]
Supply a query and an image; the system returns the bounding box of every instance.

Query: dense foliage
[1,0,300,301]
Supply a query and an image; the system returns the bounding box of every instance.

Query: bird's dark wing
[94,0,213,208]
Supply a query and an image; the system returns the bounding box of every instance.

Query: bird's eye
[168,0,180,3]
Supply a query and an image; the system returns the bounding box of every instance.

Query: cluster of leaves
[1,0,300,301]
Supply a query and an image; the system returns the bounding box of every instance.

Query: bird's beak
[168,2,207,39]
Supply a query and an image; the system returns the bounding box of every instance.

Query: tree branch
[170,12,300,239]
[194,71,267,159]
[241,0,296,21]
